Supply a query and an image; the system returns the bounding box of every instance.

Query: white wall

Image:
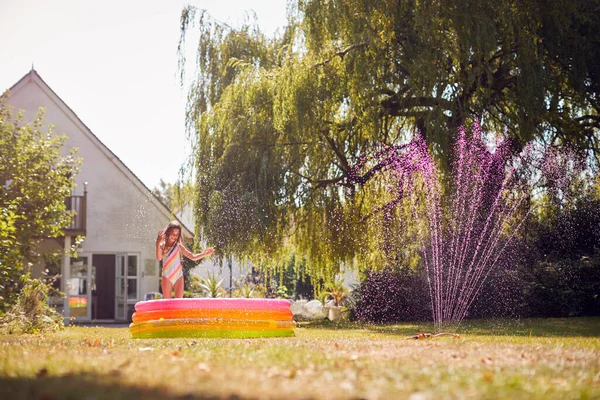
[193,258,252,291]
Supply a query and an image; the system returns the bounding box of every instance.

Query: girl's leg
[161,276,173,299]
[173,276,184,298]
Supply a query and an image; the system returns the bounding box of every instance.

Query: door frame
[66,253,92,321]
[115,253,140,322]
[115,253,127,321]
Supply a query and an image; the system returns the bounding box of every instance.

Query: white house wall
[193,258,250,290]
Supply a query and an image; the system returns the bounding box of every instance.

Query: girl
[155,221,214,298]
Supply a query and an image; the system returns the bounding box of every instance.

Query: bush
[0,100,80,312]
[348,267,430,323]
[0,274,64,334]
[466,263,525,320]
[514,198,600,317]
[199,273,226,298]
[519,257,600,317]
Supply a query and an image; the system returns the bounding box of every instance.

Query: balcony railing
[65,184,87,236]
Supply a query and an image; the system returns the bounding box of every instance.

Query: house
[5,69,194,323]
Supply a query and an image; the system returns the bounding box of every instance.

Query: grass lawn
[1,317,599,399]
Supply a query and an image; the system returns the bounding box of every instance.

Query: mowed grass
[1,317,599,400]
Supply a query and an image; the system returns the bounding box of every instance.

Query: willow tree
[179,0,600,279]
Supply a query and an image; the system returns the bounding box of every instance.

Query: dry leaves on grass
[84,338,116,348]
[85,338,102,347]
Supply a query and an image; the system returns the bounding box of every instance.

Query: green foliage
[152,179,195,215]
[232,281,257,298]
[0,274,64,334]
[199,273,226,298]
[0,97,80,311]
[313,290,330,306]
[179,1,600,280]
[348,267,431,323]
[250,284,267,299]
[181,251,200,290]
[326,275,348,307]
[184,273,204,297]
[519,192,600,317]
[234,268,269,298]
[520,257,600,317]
[467,180,600,319]
[268,254,315,300]
[275,284,290,299]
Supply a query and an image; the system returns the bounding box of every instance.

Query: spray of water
[354,124,533,331]
[422,125,535,330]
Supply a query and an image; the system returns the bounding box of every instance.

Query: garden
[2,1,600,399]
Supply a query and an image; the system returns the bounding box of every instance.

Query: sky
[0,0,288,190]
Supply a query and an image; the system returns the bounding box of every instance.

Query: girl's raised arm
[180,244,215,262]
[155,229,166,260]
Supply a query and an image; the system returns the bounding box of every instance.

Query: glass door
[115,254,127,321]
[68,256,90,320]
[126,255,138,308]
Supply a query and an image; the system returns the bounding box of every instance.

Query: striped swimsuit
[162,244,183,284]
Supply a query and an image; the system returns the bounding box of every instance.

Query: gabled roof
[4,69,194,238]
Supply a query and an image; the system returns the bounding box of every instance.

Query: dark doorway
[92,254,115,319]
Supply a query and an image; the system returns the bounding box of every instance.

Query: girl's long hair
[164,220,182,246]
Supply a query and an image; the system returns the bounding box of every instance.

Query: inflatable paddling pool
[130,298,295,338]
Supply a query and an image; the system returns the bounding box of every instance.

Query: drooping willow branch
[312,43,367,69]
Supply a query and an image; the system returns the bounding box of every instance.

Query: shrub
[325,275,348,307]
[466,262,525,320]
[232,282,258,298]
[349,267,430,323]
[514,197,600,317]
[519,257,600,317]
[199,273,226,298]
[0,274,64,334]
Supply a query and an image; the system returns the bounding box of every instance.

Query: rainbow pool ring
[130,298,295,339]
